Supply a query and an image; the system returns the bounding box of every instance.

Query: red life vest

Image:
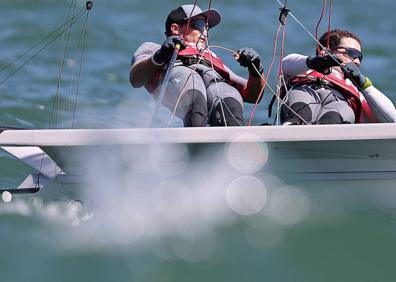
[290,69,377,123]
[145,44,231,94]
[177,45,231,82]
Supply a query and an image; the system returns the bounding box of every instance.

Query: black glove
[306,54,341,75]
[237,47,263,77]
[152,36,185,65]
[342,62,367,88]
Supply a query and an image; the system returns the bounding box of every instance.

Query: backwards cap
[165,4,221,35]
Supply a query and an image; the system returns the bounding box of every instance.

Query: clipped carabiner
[86,1,93,11]
[278,5,290,25]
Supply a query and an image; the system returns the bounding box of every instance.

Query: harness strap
[270,69,379,123]
[178,46,231,81]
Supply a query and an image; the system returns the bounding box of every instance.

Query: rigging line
[166,45,239,126]
[278,17,288,76]
[184,0,199,38]
[0,10,88,87]
[166,67,198,127]
[45,13,88,128]
[165,43,231,127]
[208,45,237,54]
[241,60,305,124]
[205,36,230,127]
[326,0,333,49]
[276,74,288,125]
[274,1,348,73]
[315,0,328,53]
[36,1,82,183]
[210,44,278,126]
[0,8,87,76]
[166,45,231,127]
[66,0,79,115]
[247,23,283,126]
[206,0,212,30]
[50,0,78,129]
[72,11,90,128]
[272,1,359,125]
[275,19,289,124]
[270,7,311,125]
[150,44,181,127]
[209,43,310,125]
[210,42,267,122]
[275,0,326,51]
[68,12,84,114]
[166,48,212,127]
[68,1,93,115]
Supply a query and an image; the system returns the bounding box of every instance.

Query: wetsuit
[280,53,396,124]
[131,42,248,126]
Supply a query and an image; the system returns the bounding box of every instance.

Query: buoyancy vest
[289,69,377,123]
[145,44,232,95]
[177,45,231,82]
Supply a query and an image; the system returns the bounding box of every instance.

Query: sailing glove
[237,47,264,77]
[342,62,372,89]
[152,36,185,65]
[306,54,341,75]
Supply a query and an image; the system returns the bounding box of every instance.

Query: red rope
[247,22,283,126]
[326,0,333,49]
[315,0,327,53]
[183,0,199,38]
[207,0,212,28]
[279,17,288,76]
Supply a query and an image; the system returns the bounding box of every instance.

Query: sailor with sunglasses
[279,29,396,124]
[130,4,265,127]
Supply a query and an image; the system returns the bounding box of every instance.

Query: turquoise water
[1,1,396,281]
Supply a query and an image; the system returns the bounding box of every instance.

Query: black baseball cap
[165,4,221,35]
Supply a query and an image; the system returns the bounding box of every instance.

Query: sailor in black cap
[130,4,265,127]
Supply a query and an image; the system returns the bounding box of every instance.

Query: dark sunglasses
[180,19,207,33]
[334,46,363,62]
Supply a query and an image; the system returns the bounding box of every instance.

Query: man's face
[179,17,208,48]
[332,37,363,67]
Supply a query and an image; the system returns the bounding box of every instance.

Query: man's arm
[227,64,265,104]
[342,62,396,123]
[129,42,161,88]
[232,47,266,104]
[130,56,162,88]
[282,53,341,77]
[361,85,396,123]
[282,53,309,78]
[130,37,185,89]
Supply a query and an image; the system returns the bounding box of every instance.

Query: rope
[72,9,91,128]
[0,8,88,87]
[315,0,328,53]
[36,1,93,185]
[49,0,78,129]
[247,23,282,126]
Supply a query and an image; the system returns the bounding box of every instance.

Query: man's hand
[237,47,263,77]
[152,36,185,65]
[342,62,370,88]
[306,54,341,75]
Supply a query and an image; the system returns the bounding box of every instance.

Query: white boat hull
[1,123,396,200]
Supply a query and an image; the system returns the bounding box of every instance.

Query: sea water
[1,0,396,281]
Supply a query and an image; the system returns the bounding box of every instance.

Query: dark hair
[165,7,187,36]
[318,29,361,54]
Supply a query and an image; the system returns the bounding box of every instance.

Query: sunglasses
[334,46,363,62]
[180,19,207,33]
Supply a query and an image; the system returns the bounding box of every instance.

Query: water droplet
[2,191,12,203]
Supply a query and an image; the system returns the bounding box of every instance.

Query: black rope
[72,11,91,128]
[0,9,88,87]
[49,0,78,129]
[36,1,93,183]
[278,4,290,26]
